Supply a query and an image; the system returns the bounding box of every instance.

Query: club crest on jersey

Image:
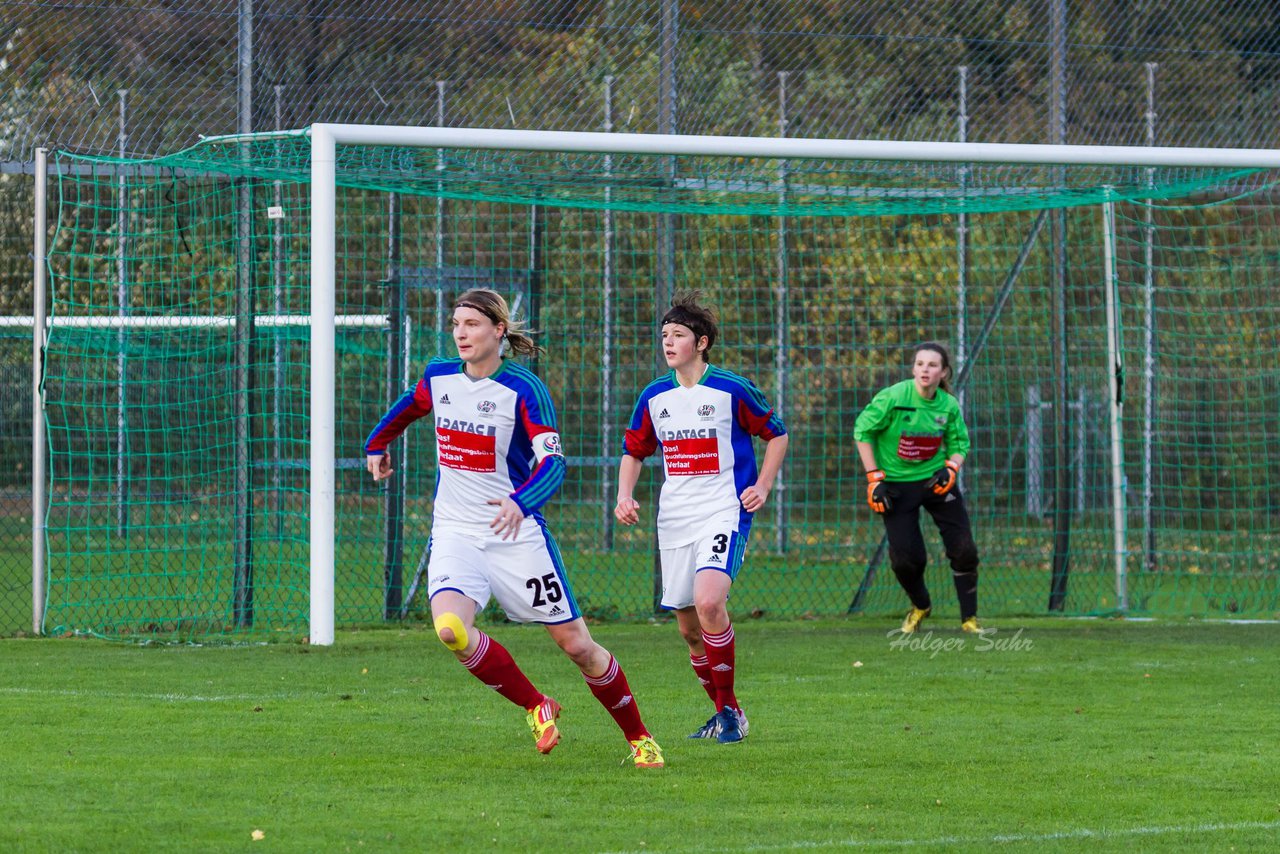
[477,400,497,414]
[698,404,715,417]
[935,415,947,426]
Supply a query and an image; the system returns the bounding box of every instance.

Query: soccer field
[1,619,1277,852]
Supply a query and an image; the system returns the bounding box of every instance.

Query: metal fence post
[116,90,130,539]
[1142,62,1159,572]
[32,148,48,635]
[603,75,616,550]
[774,70,790,554]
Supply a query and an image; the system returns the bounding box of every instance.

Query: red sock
[702,623,738,712]
[583,655,649,742]
[689,653,717,702]
[460,631,543,710]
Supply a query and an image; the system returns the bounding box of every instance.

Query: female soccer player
[614,293,789,745]
[366,288,664,769]
[854,342,983,635]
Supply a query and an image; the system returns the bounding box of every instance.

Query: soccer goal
[32,127,1280,644]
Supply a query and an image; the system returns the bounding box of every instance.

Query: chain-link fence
[6,0,1280,633]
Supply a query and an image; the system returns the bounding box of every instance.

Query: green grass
[1,619,1278,852]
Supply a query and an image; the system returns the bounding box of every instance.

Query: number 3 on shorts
[696,529,745,581]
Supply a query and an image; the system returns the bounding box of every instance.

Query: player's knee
[678,624,703,649]
[433,612,470,651]
[548,621,596,664]
[557,634,595,664]
[693,594,728,623]
[949,539,980,574]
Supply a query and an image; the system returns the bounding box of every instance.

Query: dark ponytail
[916,341,954,393]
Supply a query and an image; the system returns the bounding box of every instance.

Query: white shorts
[658,528,747,610]
[426,523,579,624]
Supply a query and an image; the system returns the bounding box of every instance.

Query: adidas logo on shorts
[708,554,722,563]
[548,605,565,616]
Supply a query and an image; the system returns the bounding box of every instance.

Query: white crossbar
[1,314,387,329]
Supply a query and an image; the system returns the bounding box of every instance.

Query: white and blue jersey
[365,357,579,624]
[623,365,787,548]
[366,357,566,534]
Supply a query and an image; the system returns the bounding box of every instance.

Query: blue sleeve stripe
[505,363,558,429]
[627,375,672,429]
[513,454,566,512]
[709,366,773,414]
[626,389,652,431]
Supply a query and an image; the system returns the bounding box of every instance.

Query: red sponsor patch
[897,434,943,462]
[437,427,497,472]
[664,437,720,476]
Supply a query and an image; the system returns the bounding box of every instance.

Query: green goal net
[37,130,1280,641]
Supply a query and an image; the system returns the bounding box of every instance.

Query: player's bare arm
[739,433,789,513]
[614,454,644,525]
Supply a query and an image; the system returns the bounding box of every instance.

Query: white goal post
[303,124,1280,644]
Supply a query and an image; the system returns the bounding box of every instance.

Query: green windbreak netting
[40,133,1280,641]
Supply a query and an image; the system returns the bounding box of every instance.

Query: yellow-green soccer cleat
[526,696,562,754]
[627,736,665,769]
[901,606,931,634]
[961,617,987,634]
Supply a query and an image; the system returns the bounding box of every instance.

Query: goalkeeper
[854,342,984,635]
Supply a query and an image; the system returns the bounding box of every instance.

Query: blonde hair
[453,288,542,358]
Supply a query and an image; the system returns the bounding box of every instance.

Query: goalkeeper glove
[866,469,891,514]
[928,460,961,496]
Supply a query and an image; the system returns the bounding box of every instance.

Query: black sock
[894,569,931,611]
[953,571,978,620]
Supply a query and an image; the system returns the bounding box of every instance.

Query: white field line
[604,819,1280,853]
[0,685,393,703]
[1062,616,1280,625]
[0,314,387,328]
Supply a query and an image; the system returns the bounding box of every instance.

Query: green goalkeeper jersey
[853,380,971,481]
